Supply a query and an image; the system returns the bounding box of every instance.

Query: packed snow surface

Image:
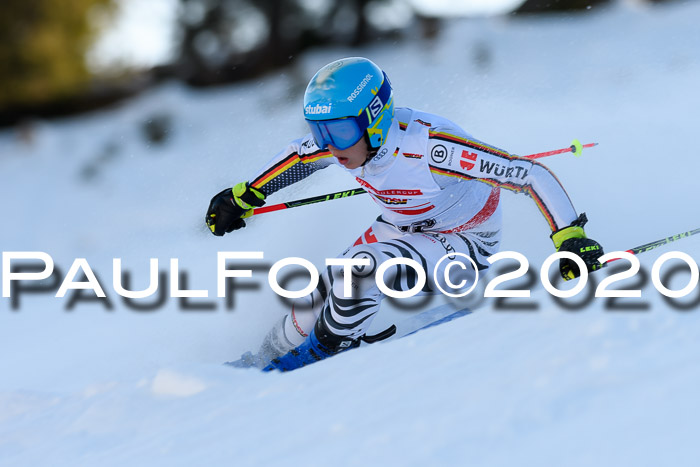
[1,2,700,465]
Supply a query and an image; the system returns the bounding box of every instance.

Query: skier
[206,57,605,371]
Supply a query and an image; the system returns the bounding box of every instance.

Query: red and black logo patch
[460,150,478,170]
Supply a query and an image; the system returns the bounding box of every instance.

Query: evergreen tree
[0,0,114,110]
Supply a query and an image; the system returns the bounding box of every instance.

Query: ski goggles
[306,73,392,150]
[306,117,366,150]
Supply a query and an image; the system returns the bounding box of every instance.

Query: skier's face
[328,137,369,170]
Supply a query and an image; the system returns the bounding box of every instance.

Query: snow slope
[2,2,700,465]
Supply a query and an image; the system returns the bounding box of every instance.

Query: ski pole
[251,140,597,216]
[250,188,367,215]
[608,227,700,262]
[520,139,597,160]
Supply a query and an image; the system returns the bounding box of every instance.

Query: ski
[225,351,264,369]
[391,304,471,340]
[225,304,471,369]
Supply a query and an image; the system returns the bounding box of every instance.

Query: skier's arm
[248,134,335,196]
[427,127,605,280]
[427,127,577,231]
[205,135,334,236]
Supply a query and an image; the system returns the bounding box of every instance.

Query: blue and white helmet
[303,57,394,150]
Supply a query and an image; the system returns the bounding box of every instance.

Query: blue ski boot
[263,323,359,372]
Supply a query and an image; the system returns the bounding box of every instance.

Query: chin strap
[364,133,379,158]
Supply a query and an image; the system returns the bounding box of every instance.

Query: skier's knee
[334,244,385,299]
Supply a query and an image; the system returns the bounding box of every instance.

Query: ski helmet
[303,57,394,150]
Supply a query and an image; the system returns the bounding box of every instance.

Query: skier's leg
[265,225,500,371]
[255,274,328,363]
[255,217,397,363]
[315,230,494,344]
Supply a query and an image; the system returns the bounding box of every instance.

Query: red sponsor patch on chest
[355,178,423,196]
[402,152,423,159]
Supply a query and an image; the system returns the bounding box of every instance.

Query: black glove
[206,182,265,236]
[550,213,605,281]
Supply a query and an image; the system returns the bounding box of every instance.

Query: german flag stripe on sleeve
[531,160,575,208]
[432,166,558,230]
[250,154,300,189]
[525,186,557,230]
[250,149,333,190]
[300,150,333,164]
[429,130,511,158]
[522,159,575,214]
[495,180,557,230]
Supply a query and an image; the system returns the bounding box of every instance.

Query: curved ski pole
[251,140,598,216]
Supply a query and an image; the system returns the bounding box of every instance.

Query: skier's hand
[206,182,265,236]
[551,213,605,281]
